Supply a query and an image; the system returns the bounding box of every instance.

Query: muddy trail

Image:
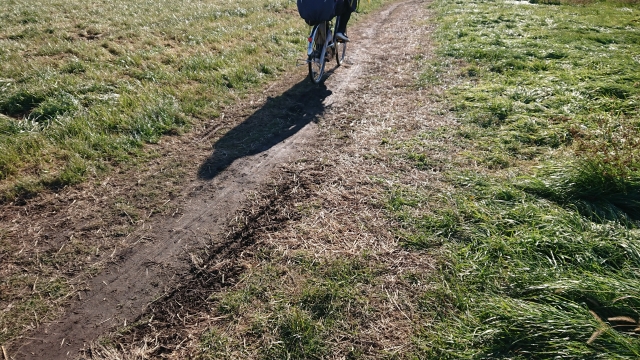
[3,0,444,358]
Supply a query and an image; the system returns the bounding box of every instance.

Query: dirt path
[12,77,323,358]
[8,0,438,358]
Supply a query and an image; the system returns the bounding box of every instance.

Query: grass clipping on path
[392,0,640,358]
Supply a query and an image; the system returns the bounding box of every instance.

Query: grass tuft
[522,115,640,222]
[0,89,46,117]
[264,307,327,360]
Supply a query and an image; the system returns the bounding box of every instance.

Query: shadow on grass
[198,80,331,180]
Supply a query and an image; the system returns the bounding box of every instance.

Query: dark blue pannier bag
[297,0,337,26]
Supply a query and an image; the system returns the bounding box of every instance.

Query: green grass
[0,0,306,201]
[400,178,640,357]
[521,115,640,223]
[200,254,379,359]
[385,0,640,358]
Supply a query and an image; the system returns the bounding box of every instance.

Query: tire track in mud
[12,0,423,358]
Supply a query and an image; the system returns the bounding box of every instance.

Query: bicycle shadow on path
[198,79,332,180]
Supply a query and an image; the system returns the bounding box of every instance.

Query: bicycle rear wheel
[308,24,327,84]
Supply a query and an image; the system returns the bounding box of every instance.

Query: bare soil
[2,0,454,358]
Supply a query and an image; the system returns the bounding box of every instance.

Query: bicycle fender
[308,26,319,57]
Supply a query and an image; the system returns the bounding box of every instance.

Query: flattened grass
[389,0,640,357]
[405,182,640,358]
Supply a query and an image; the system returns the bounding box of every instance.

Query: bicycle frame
[306,16,344,84]
[307,20,333,57]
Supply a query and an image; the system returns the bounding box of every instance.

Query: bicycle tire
[308,24,327,84]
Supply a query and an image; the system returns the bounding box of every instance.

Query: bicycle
[306,17,347,84]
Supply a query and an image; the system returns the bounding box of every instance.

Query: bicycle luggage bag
[297,0,336,26]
